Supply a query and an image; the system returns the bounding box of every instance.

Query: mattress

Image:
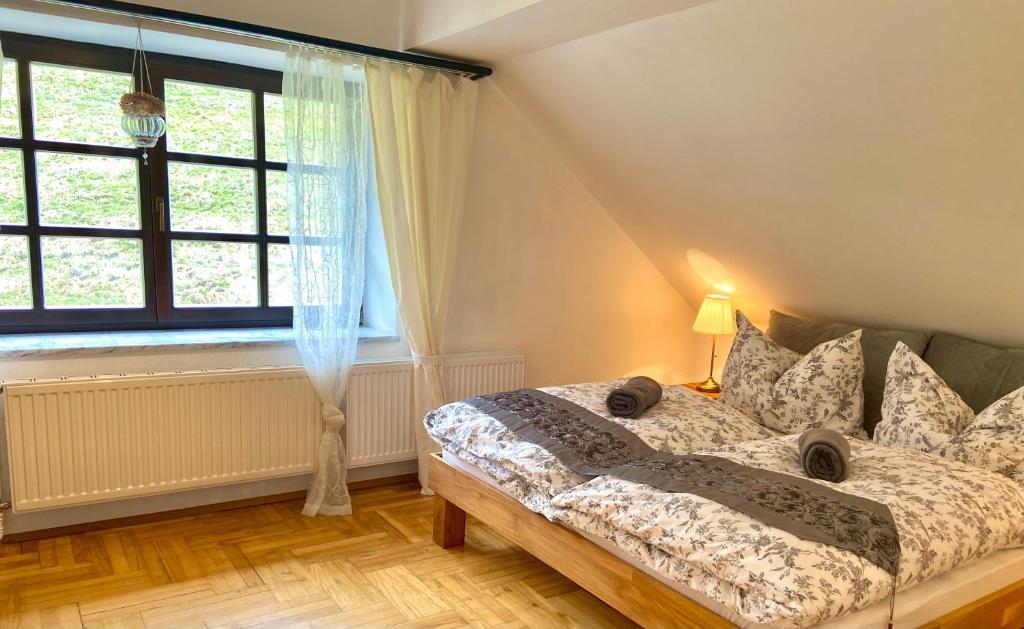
[443,450,1024,629]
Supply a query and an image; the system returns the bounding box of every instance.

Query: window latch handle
[155,196,166,232]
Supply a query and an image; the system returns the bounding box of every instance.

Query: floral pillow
[874,343,974,452]
[875,342,1024,483]
[720,311,865,434]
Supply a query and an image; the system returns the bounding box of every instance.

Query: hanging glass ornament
[119,28,165,164]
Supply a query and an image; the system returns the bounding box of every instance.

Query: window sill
[0,327,400,359]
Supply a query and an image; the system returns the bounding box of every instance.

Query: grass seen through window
[0,35,293,330]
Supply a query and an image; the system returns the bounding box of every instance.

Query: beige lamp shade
[692,294,736,335]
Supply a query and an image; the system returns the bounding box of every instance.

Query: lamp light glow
[685,249,736,294]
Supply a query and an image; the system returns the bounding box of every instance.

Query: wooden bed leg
[433,495,466,548]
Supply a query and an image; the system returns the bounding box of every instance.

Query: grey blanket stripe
[466,389,655,475]
[465,388,901,577]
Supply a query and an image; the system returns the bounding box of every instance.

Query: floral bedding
[876,342,1024,486]
[426,379,1024,627]
[720,312,865,436]
[550,435,1024,628]
[423,379,779,515]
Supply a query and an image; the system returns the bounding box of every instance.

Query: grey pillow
[923,332,1024,414]
[767,311,931,436]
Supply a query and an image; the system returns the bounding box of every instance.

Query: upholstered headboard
[922,332,1024,414]
[766,311,1024,435]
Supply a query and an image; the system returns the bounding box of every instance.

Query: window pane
[268,243,293,307]
[166,80,254,158]
[168,162,256,233]
[41,237,144,308]
[264,93,286,162]
[266,169,289,235]
[0,59,20,138]
[0,236,31,310]
[172,240,257,307]
[32,63,131,147]
[0,149,25,224]
[37,152,139,229]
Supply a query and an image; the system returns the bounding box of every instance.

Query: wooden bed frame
[428,453,1024,629]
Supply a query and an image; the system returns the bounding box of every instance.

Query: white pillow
[876,342,1024,482]
[720,311,865,435]
[943,392,1024,485]
[874,342,974,452]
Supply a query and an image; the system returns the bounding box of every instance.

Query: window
[0,33,291,332]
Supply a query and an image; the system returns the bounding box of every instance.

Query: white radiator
[346,360,416,468]
[344,351,526,467]
[2,367,319,512]
[443,352,528,402]
[2,352,525,512]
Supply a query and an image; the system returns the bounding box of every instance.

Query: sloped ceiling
[403,0,712,63]
[412,0,1024,346]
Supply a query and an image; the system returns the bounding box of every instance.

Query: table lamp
[691,294,736,393]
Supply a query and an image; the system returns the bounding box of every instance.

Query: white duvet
[424,381,1024,628]
[552,435,1024,627]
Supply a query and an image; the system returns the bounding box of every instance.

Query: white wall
[445,81,703,387]
[490,0,1024,346]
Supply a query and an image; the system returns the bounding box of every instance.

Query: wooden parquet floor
[0,479,639,629]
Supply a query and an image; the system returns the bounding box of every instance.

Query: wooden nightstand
[682,382,720,400]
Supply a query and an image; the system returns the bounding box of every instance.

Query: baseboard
[1,471,419,543]
[1,490,308,543]
[0,458,418,541]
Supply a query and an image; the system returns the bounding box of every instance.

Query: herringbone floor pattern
[0,479,639,629]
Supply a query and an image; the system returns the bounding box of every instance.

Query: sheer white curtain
[284,46,369,516]
[365,60,478,493]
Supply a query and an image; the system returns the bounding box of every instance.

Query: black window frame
[0,31,291,334]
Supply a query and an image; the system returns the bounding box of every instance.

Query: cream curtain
[284,47,369,516]
[365,61,478,493]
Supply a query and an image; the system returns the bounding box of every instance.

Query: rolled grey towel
[606,376,663,418]
[798,428,851,483]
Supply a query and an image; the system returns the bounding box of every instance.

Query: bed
[425,377,1024,629]
[430,452,1024,629]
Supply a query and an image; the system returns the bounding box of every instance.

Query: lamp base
[695,377,721,394]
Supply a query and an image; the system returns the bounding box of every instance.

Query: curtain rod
[32,0,494,80]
